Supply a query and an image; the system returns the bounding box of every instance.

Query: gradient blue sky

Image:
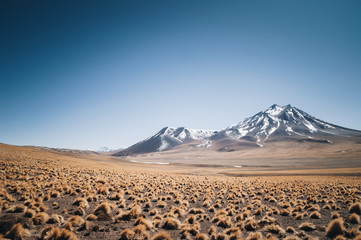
[1,0,361,150]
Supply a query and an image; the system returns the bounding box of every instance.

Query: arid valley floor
[0,143,360,240]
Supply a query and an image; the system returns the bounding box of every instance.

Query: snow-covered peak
[156,127,214,140]
[97,146,121,152]
[222,104,340,142]
[265,104,290,116]
[147,127,215,151]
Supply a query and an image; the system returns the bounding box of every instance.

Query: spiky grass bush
[326,218,345,239]
[151,231,173,240]
[5,223,30,239]
[162,217,181,230]
[309,211,321,219]
[298,222,316,231]
[349,202,361,214]
[33,212,50,225]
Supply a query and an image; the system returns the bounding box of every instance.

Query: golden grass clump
[24,208,36,218]
[246,232,264,240]
[331,212,340,219]
[349,213,361,224]
[40,226,79,240]
[349,202,361,215]
[309,211,321,219]
[48,214,64,224]
[67,215,84,227]
[120,229,135,240]
[94,202,111,215]
[7,204,27,213]
[85,214,97,221]
[162,217,181,230]
[244,218,259,231]
[264,224,286,235]
[118,205,142,221]
[326,218,345,239]
[33,212,50,225]
[216,217,232,228]
[298,222,316,231]
[135,217,153,229]
[72,197,89,208]
[195,232,209,240]
[5,223,30,239]
[151,231,173,240]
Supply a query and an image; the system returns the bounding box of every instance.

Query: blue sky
[1,0,361,150]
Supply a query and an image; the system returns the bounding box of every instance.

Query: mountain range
[114,104,361,156]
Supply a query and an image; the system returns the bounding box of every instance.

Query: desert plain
[0,143,360,240]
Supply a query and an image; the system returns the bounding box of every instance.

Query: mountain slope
[113,127,215,156]
[114,104,361,156]
[214,104,359,144]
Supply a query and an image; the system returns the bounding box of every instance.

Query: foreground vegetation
[0,145,360,240]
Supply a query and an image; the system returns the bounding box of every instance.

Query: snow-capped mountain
[114,104,361,156]
[214,104,356,143]
[113,127,215,156]
[97,147,120,152]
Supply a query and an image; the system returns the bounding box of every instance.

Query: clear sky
[1,0,361,150]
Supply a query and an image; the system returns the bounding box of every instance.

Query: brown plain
[0,143,360,240]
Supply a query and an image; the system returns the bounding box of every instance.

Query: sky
[1,0,361,150]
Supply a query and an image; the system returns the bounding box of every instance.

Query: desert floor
[0,143,360,240]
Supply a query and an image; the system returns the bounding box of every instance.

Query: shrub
[349,203,361,215]
[135,217,153,229]
[349,213,361,224]
[326,218,345,239]
[33,212,50,225]
[331,212,340,219]
[85,214,97,221]
[298,222,316,231]
[244,218,259,231]
[94,202,111,215]
[5,223,30,239]
[246,232,263,240]
[151,231,173,240]
[264,224,285,234]
[162,217,181,230]
[120,229,135,240]
[309,211,321,219]
[67,216,84,227]
[48,214,64,224]
[195,233,209,240]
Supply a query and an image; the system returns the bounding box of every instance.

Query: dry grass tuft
[5,223,30,239]
[195,233,209,240]
[246,232,264,240]
[331,212,340,219]
[349,213,361,224]
[40,226,78,240]
[298,222,316,231]
[85,214,97,221]
[264,224,285,235]
[33,212,50,225]
[67,215,84,227]
[326,218,345,239]
[48,214,64,224]
[349,202,361,214]
[120,229,135,240]
[151,231,173,240]
[244,218,259,231]
[135,217,153,229]
[94,202,111,215]
[162,217,181,230]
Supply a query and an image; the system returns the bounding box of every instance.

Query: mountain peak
[114,104,361,156]
[265,104,292,116]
